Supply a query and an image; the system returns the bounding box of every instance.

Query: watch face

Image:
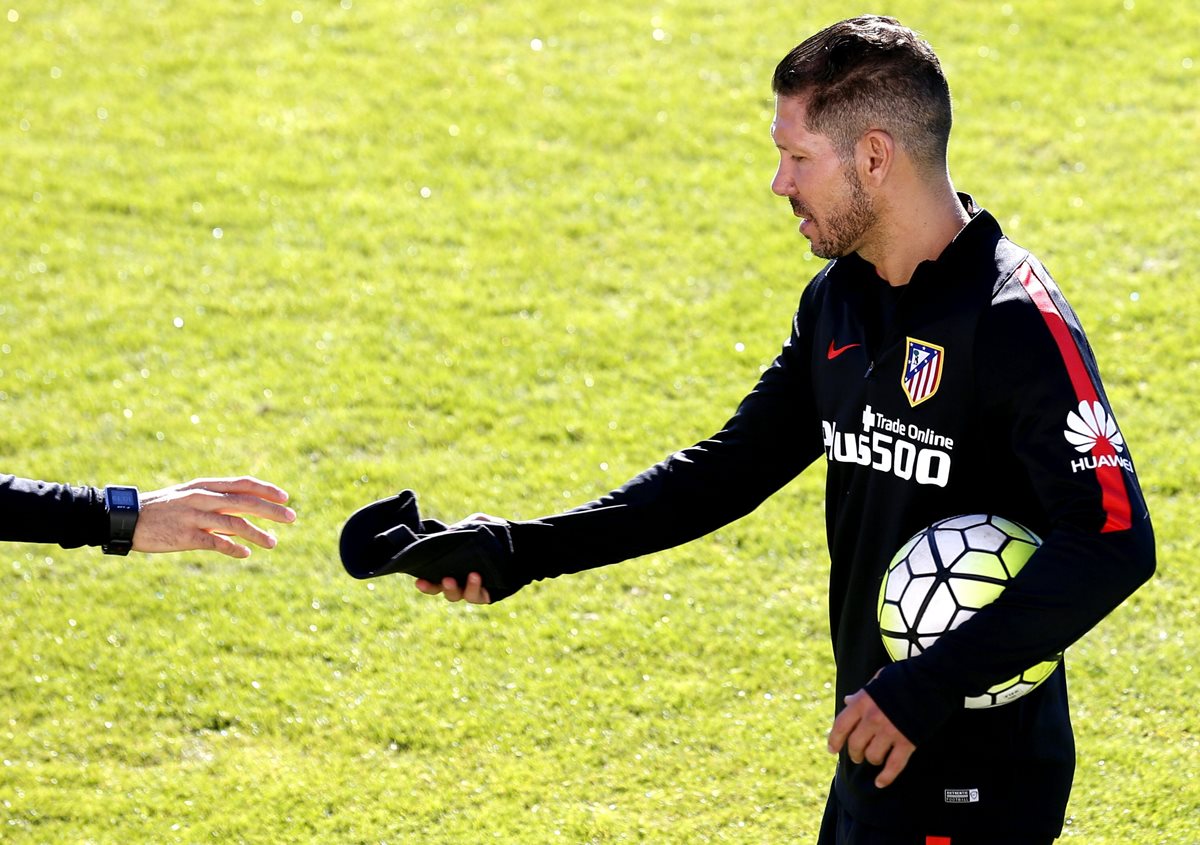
[110,488,138,508]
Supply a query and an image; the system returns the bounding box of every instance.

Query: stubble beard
[805,166,877,260]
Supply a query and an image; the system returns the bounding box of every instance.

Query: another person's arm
[0,474,295,558]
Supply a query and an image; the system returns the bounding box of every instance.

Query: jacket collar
[833,193,1004,290]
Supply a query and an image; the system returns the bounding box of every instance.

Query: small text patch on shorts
[943,788,980,804]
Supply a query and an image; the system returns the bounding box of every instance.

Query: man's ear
[856,129,894,186]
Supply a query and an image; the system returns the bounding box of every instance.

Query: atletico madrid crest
[902,337,944,407]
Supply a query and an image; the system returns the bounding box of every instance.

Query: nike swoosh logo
[827,340,861,360]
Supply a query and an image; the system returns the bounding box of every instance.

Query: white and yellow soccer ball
[877,514,1062,709]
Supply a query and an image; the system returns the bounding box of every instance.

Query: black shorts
[817,785,1056,845]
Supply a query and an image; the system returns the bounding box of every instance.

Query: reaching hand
[132,476,296,558]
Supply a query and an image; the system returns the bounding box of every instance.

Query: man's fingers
[845,726,871,764]
[414,578,443,595]
[875,741,914,789]
[190,528,252,559]
[414,574,490,604]
[189,490,297,524]
[827,696,861,754]
[463,572,491,604]
[439,577,466,601]
[452,512,506,528]
[205,513,278,549]
[181,476,292,504]
[863,732,893,767]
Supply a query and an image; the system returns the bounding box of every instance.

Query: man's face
[770,95,876,259]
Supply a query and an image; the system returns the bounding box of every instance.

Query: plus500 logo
[822,406,953,487]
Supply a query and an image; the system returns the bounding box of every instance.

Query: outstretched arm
[0,473,295,557]
[409,288,828,603]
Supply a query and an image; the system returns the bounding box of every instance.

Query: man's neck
[859,185,971,286]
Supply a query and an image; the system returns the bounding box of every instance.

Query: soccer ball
[877,514,1062,709]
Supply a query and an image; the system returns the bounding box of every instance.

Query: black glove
[339,490,515,601]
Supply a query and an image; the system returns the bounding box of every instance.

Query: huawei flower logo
[1064,400,1125,454]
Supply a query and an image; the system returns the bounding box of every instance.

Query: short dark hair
[772,16,952,173]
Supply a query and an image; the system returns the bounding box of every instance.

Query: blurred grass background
[1,1,1196,841]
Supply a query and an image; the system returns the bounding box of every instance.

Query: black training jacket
[0,474,109,548]
[497,197,1155,836]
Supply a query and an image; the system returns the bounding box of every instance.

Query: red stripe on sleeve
[1016,263,1132,532]
[926,837,952,845]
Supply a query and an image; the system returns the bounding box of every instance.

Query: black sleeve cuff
[78,484,110,548]
[864,660,962,747]
[0,474,108,549]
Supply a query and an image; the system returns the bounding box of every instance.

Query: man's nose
[771,162,794,197]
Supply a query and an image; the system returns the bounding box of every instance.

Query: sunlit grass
[1,1,1196,841]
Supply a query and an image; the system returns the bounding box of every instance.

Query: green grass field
[2,1,1197,842]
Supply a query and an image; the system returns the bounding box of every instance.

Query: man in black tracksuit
[400,16,1155,844]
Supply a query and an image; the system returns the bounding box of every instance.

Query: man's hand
[414,571,492,604]
[132,477,296,558]
[412,512,501,604]
[827,687,915,789]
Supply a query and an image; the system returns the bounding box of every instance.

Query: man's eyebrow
[773,138,809,154]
